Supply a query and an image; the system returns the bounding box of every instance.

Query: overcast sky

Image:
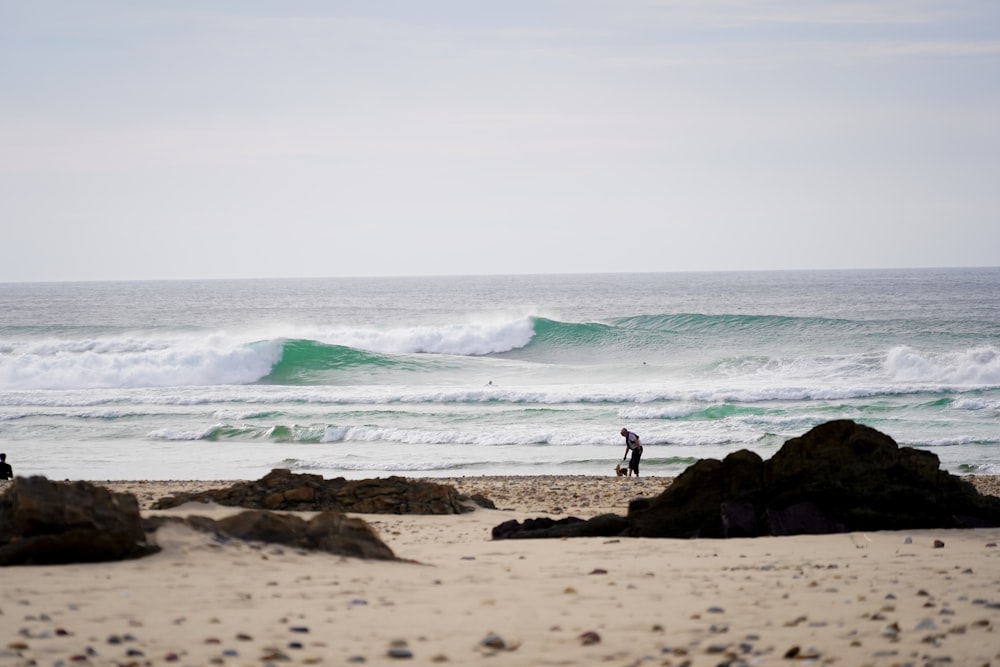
[2,1,998,282]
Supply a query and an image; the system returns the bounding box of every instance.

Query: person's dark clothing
[627,445,642,474]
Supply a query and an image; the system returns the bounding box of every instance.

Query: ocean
[1,268,998,481]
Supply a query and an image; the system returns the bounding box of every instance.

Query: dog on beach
[614,463,629,477]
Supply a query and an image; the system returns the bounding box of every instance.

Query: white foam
[0,335,283,390]
[213,408,278,420]
[147,425,221,441]
[885,345,1000,385]
[312,317,535,356]
[903,435,995,447]
[619,404,704,419]
[1,379,992,410]
[951,397,999,411]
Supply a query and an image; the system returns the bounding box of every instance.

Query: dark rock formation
[493,420,1000,540]
[151,469,495,514]
[491,513,628,540]
[143,510,397,560]
[0,476,158,565]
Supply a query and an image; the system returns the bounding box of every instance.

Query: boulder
[493,420,1000,540]
[144,509,396,560]
[0,476,157,565]
[151,469,495,514]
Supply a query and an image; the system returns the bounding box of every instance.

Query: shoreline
[96,473,1000,513]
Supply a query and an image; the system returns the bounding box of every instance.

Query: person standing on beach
[0,453,12,480]
[620,428,642,477]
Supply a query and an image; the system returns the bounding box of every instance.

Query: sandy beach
[3,475,1000,666]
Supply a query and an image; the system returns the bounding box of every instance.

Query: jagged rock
[493,420,1000,540]
[0,476,158,565]
[151,469,495,514]
[144,509,397,560]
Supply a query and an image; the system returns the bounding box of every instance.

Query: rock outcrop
[493,420,1000,539]
[151,469,494,514]
[143,510,397,560]
[0,476,157,565]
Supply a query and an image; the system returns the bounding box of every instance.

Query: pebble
[480,633,506,650]
[934,539,945,548]
[578,631,601,646]
[387,647,413,659]
[289,626,309,633]
[880,622,901,639]
[261,648,291,661]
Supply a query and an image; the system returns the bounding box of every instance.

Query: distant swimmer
[620,428,642,477]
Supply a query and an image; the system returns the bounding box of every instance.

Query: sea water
[1,269,998,480]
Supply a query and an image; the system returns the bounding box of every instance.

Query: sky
[1,0,999,282]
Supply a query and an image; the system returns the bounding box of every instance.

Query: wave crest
[885,345,1000,385]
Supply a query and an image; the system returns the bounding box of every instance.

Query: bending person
[620,428,642,477]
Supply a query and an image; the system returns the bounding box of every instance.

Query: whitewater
[1,269,998,481]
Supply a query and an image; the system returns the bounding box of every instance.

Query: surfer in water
[620,428,642,477]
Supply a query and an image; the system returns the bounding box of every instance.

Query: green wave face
[261,339,411,385]
[511,313,857,363]
[529,313,851,347]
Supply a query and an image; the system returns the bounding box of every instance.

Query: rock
[491,516,584,540]
[0,476,158,565]
[152,469,493,514]
[490,513,627,540]
[492,420,1000,540]
[144,510,397,560]
[637,420,1000,537]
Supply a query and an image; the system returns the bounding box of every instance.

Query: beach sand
[3,475,1000,666]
